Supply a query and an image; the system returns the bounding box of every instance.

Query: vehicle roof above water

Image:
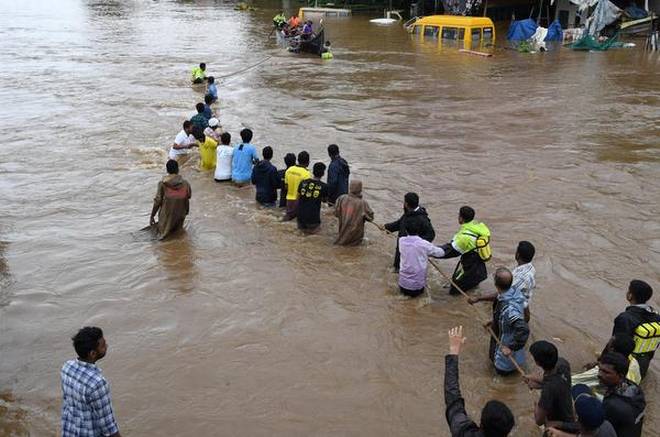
[414,15,494,27]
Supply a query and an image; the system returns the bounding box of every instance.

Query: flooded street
[1,0,659,435]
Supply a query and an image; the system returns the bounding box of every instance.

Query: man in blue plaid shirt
[61,327,121,437]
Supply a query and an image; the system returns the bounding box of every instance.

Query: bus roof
[414,15,494,27]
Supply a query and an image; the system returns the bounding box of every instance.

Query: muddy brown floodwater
[1,0,659,435]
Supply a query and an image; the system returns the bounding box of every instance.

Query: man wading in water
[333,179,374,246]
[150,159,192,239]
[438,206,491,295]
[383,192,435,272]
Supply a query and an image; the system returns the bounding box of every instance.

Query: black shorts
[400,286,425,298]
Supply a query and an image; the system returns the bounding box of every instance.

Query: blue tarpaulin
[506,19,538,41]
[545,19,563,41]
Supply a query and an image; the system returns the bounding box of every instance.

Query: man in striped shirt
[61,327,121,437]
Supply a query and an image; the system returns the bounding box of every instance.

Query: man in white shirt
[214,131,233,182]
[168,120,197,161]
[468,240,537,321]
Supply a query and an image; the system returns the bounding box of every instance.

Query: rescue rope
[217,56,273,83]
[369,221,526,377]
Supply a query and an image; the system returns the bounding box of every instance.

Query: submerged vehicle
[407,15,496,49]
[298,7,351,20]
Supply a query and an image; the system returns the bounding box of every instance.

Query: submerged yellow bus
[407,15,495,49]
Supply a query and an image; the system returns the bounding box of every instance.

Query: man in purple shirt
[398,219,445,297]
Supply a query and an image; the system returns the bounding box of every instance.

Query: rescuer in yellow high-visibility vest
[273,11,286,29]
[606,279,660,379]
[437,206,491,295]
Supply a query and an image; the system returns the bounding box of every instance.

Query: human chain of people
[58,62,659,437]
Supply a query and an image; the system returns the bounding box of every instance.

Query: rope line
[217,56,273,82]
[369,221,526,376]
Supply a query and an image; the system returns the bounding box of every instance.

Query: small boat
[278,28,326,56]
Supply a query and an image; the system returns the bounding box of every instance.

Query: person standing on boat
[301,20,313,40]
[288,14,300,29]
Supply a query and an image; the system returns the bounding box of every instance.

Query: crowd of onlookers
[57,63,659,437]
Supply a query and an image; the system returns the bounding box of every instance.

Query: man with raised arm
[445,325,515,436]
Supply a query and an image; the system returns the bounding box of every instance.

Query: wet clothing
[439,221,490,295]
[191,66,205,83]
[444,354,485,436]
[198,136,218,171]
[333,180,373,246]
[400,286,425,298]
[202,104,213,120]
[327,155,350,205]
[190,112,209,130]
[398,236,445,291]
[207,83,218,101]
[493,286,529,373]
[539,358,575,424]
[231,143,258,183]
[277,167,290,207]
[214,145,233,181]
[603,380,645,437]
[512,262,536,308]
[61,359,119,437]
[297,179,328,230]
[284,165,311,200]
[153,174,191,239]
[204,126,222,142]
[251,160,280,206]
[384,206,435,269]
[169,129,195,160]
[285,200,299,221]
[611,304,660,378]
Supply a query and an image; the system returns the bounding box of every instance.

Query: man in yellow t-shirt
[283,151,310,221]
[193,129,218,171]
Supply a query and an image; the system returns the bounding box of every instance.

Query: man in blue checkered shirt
[61,327,121,437]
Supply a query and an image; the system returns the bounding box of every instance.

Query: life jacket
[321,51,333,60]
[633,321,660,354]
[454,221,492,261]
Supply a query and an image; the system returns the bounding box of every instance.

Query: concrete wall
[554,0,581,28]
